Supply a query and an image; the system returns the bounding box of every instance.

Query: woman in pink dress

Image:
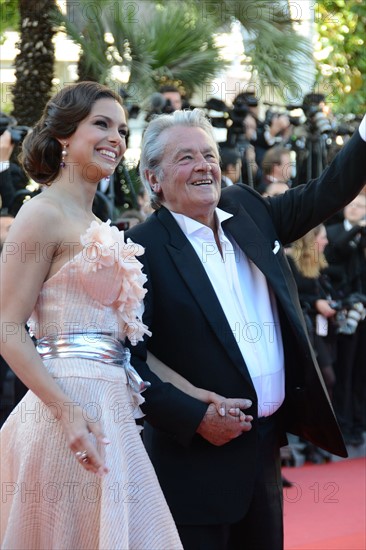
[0,81,183,549]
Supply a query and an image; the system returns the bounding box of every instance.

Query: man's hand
[269,114,291,137]
[315,299,337,318]
[196,402,253,446]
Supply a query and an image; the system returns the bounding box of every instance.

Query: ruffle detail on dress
[80,220,151,345]
[128,386,145,433]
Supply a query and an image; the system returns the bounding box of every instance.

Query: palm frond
[125,2,227,96]
[181,0,313,97]
[51,1,112,82]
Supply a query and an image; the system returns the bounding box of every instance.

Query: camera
[0,113,31,145]
[305,106,332,135]
[204,98,231,129]
[204,97,253,148]
[145,93,176,122]
[333,293,366,335]
[329,300,343,311]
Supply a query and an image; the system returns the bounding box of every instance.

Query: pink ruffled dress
[0,221,182,550]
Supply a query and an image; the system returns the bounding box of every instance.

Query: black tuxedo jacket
[126,129,366,524]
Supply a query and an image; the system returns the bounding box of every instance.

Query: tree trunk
[11,0,56,127]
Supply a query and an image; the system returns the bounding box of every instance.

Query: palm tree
[189,0,313,99]
[11,0,56,126]
[53,0,227,99]
[53,0,312,102]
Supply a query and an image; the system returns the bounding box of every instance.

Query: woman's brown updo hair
[20,81,123,185]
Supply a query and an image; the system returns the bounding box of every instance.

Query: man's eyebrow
[172,147,216,160]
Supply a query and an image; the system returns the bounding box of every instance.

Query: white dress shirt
[171,208,285,416]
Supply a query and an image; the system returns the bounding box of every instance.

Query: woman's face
[65,98,128,182]
[313,225,328,254]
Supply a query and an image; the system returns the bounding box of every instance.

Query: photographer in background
[0,130,16,210]
[237,112,259,187]
[0,113,30,213]
[325,190,366,446]
[145,86,184,122]
[287,224,339,462]
[219,147,242,188]
[209,95,259,188]
[257,145,293,195]
[241,93,292,168]
[159,84,183,112]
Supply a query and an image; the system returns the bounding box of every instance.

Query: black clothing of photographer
[0,171,15,210]
[287,226,338,399]
[324,192,366,446]
[237,112,260,188]
[0,130,17,210]
[232,93,293,187]
[287,261,338,395]
[0,117,29,213]
[219,98,259,187]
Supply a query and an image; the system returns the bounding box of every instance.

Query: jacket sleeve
[266,130,366,245]
[127,250,209,447]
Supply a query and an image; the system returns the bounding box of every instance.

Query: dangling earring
[60,142,68,168]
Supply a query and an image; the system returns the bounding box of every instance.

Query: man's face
[162,91,182,111]
[243,115,257,140]
[147,126,221,226]
[344,194,366,225]
[224,160,242,184]
[273,153,292,183]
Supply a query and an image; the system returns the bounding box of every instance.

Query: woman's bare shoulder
[7,193,64,245]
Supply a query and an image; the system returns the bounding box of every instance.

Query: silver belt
[36,332,151,393]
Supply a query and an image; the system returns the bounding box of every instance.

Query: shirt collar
[344,219,353,231]
[170,207,233,237]
[221,175,234,186]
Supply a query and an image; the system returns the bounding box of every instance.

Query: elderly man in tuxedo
[127,109,366,550]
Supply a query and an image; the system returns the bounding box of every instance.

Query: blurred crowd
[1,86,365,461]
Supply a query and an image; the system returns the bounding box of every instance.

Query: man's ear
[145,170,161,193]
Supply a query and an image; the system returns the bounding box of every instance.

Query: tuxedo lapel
[156,208,253,383]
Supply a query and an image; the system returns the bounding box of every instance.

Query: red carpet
[283,458,365,549]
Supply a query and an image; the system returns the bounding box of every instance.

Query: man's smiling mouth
[190,179,212,186]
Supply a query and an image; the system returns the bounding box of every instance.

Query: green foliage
[315,0,366,114]
[7,0,365,114]
[0,0,19,40]
[115,162,142,212]
[125,2,226,98]
[183,0,313,100]
[52,0,227,100]
[52,0,314,103]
